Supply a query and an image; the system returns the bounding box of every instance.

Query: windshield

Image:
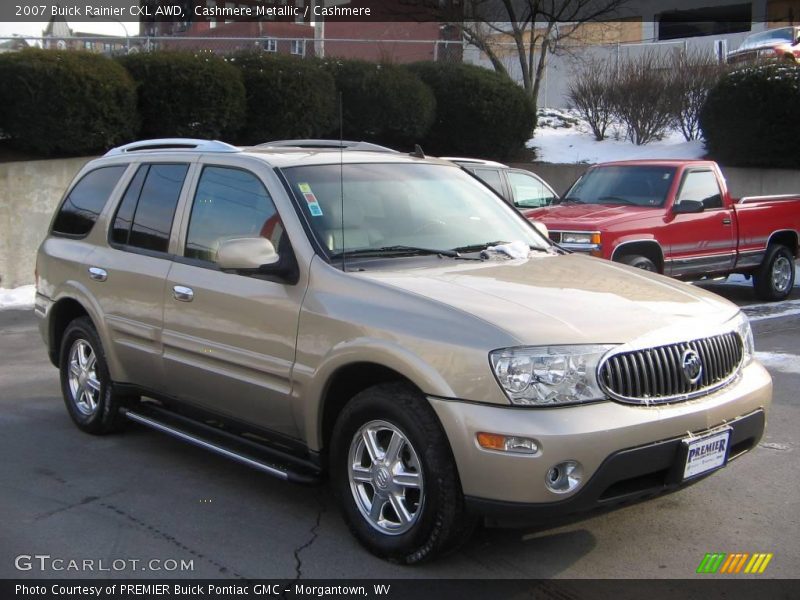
[741,27,794,49]
[281,163,551,257]
[562,165,677,207]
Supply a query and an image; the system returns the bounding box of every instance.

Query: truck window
[471,168,506,198]
[677,171,722,209]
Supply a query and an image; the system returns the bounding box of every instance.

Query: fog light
[477,432,539,454]
[545,460,582,493]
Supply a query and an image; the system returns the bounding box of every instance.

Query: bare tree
[461,0,630,105]
[611,50,675,145]
[567,58,615,140]
[668,49,728,141]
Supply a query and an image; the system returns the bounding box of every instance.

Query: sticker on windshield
[299,184,324,216]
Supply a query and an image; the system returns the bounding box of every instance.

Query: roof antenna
[411,144,426,158]
[339,92,346,272]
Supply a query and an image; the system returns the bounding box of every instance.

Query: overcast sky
[0,21,138,38]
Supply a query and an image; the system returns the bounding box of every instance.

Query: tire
[330,382,475,563]
[754,244,795,301]
[619,254,657,272]
[59,316,130,435]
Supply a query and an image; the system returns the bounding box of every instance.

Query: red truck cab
[524,160,800,300]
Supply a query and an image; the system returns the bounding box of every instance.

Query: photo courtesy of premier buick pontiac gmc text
[34,139,772,563]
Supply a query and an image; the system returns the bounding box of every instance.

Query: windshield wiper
[330,245,468,259]
[553,197,584,205]
[451,241,509,253]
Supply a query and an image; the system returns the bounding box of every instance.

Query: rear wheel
[330,382,474,563]
[619,254,657,272]
[59,317,131,434]
[754,244,795,301]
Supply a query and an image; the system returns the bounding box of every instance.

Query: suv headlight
[489,345,616,406]
[732,312,755,365]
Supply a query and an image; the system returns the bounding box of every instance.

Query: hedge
[231,52,337,144]
[409,62,535,159]
[119,51,245,140]
[700,63,800,168]
[0,49,138,156]
[324,59,436,149]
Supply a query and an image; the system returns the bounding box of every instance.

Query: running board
[123,407,321,485]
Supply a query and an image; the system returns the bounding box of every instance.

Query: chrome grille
[598,332,743,404]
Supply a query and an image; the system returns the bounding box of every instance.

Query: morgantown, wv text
[15,583,392,597]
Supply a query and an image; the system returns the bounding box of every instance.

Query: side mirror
[532,221,549,238]
[672,200,704,214]
[217,237,279,271]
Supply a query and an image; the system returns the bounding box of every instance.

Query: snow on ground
[529,108,706,164]
[0,285,35,310]
[724,265,800,288]
[755,351,800,375]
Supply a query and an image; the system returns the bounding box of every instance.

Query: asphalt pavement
[0,282,798,580]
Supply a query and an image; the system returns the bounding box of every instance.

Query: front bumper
[428,360,771,508]
[465,409,764,525]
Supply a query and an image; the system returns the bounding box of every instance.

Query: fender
[610,236,664,262]
[293,338,457,451]
[48,280,122,380]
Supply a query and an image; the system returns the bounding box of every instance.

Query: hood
[524,203,656,229]
[356,253,740,347]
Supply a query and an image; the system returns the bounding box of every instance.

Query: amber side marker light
[477,432,539,454]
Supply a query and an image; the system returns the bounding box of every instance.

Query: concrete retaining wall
[0,157,93,288]
[1,156,799,288]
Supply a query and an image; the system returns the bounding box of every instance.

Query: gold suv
[35,139,771,563]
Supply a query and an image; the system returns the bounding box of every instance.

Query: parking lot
[0,282,798,580]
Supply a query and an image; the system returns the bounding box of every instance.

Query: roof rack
[255,139,399,153]
[105,138,240,156]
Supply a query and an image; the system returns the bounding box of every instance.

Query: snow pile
[530,108,706,164]
[0,285,35,310]
[754,351,800,375]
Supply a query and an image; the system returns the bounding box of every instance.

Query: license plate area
[681,428,732,481]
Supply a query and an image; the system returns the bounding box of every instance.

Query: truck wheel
[330,382,474,563]
[59,317,130,435]
[754,245,795,301]
[619,254,657,272]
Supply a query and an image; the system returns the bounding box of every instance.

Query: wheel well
[767,230,799,257]
[612,242,664,273]
[320,363,415,452]
[48,299,89,367]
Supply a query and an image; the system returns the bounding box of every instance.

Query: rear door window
[52,166,127,236]
[110,164,189,253]
[471,168,506,199]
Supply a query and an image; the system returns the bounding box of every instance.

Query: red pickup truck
[524,160,800,300]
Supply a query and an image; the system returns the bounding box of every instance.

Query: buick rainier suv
[35,139,771,563]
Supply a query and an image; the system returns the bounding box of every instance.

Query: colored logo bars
[696,552,774,574]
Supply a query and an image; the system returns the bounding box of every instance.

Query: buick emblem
[681,349,703,384]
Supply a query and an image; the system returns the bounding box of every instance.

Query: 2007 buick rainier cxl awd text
[34,138,771,563]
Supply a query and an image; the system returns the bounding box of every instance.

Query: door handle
[172,285,194,302]
[722,217,732,225]
[88,267,107,282]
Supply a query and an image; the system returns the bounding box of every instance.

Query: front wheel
[330,383,474,563]
[754,245,795,301]
[619,254,657,272]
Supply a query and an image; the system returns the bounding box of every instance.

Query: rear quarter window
[52,166,127,237]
